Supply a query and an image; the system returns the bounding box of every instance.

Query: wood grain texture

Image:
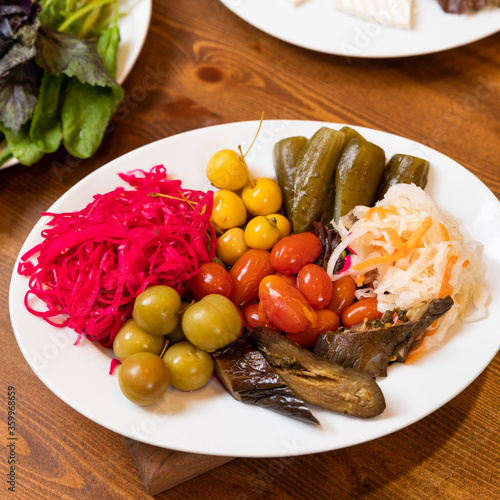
[1,0,499,498]
[124,438,233,495]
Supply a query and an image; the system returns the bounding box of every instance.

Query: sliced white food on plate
[331,0,413,29]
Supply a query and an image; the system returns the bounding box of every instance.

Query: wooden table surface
[1,1,499,498]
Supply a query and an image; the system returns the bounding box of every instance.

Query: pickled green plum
[165,301,189,344]
[117,352,170,406]
[182,294,242,352]
[113,318,166,362]
[132,285,181,335]
[166,323,188,344]
[163,341,214,391]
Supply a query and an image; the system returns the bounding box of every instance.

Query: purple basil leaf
[14,17,39,46]
[1,1,39,33]
[0,43,35,76]
[0,19,12,58]
[312,220,343,272]
[0,60,39,133]
[0,0,39,64]
[35,27,116,87]
[0,0,33,15]
[0,6,24,16]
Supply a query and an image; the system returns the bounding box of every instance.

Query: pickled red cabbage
[18,165,216,346]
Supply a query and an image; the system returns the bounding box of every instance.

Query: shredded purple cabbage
[18,165,216,346]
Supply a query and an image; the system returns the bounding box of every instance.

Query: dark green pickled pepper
[292,127,345,233]
[374,154,430,201]
[333,138,386,223]
[273,136,308,220]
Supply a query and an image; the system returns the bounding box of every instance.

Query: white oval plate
[114,0,152,86]
[0,0,152,169]
[9,120,500,458]
[219,0,500,58]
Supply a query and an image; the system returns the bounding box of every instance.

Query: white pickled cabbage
[326,183,488,356]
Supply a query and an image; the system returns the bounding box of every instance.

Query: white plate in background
[219,0,500,58]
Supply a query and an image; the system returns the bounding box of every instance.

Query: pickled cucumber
[375,154,430,201]
[292,127,345,233]
[339,126,365,142]
[333,138,386,223]
[320,126,364,226]
[273,136,308,220]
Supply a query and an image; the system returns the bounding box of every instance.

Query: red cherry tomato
[229,249,275,309]
[341,297,383,328]
[242,303,280,332]
[286,309,340,349]
[276,272,296,288]
[270,232,322,275]
[326,275,357,316]
[296,264,332,310]
[258,275,316,333]
[189,262,234,300]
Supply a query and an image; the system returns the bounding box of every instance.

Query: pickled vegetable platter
[10,121,500,457]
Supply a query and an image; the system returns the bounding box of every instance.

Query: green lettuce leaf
[0,121,44,166]
[29,72,63,153]
[61,77,122,159]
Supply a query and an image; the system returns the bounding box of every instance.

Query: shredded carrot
[438,254,458,298]
[404,216,433,251]
[355,274,365,287]
[406,322,439,362]
[352,249,407,271]
[406,347,426,363]
[363,206,399,221]
[362,207,378,220]
[439,223,450,241]
[385,229,405,251]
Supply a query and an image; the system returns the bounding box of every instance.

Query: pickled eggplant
[212,338,319,424]
[273,136,308,220]
[392,296,454,361]
[251,327,386,418]
[314,297,454,377]
[333,138,386,223]
[292,127,345,233]
[375,153,430,202]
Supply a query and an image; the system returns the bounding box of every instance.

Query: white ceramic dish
[219,0,500,58]
[0,0,152,169]
[9,120,500,458]
[114,0,152,86]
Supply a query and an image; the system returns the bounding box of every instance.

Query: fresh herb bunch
[0,0,124,167]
